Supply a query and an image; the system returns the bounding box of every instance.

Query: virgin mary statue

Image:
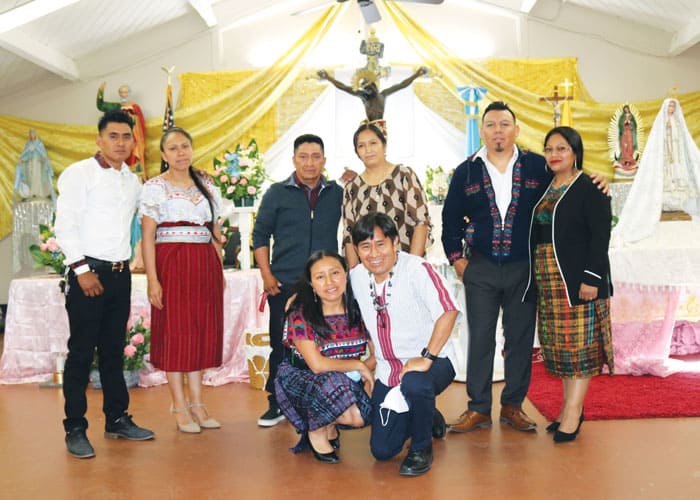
[613,98,700,243]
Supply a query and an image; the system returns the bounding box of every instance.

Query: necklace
[369,271,394,312]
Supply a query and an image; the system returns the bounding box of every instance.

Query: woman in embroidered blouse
[342,123,431,268]
[140,127,224,433]
[528,126,613,443]
[274,250,374,464]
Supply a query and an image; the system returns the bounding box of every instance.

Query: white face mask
[379,386,409,426]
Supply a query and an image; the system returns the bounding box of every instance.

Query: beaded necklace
[370,271,394,312]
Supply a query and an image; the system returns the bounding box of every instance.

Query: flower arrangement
[425,165,453,203]
[28,214,66,275]
[93,314,151,372]
[212,138,267,203]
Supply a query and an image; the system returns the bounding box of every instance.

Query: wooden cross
[539,85,573,127]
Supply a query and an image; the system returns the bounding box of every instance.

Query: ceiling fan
[296,0,444,25]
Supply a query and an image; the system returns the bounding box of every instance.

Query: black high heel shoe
[553,411,585,443]
[309,440,339,464]
[328,427,340,450]
[547,408,584,434]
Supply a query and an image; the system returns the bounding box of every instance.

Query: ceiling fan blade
[359,0,381,24]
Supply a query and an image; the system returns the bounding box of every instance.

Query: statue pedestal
[229,207,256,270]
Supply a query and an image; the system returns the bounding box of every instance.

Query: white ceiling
[0,0,699,99]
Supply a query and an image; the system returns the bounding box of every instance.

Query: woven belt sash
[156,225,211,244]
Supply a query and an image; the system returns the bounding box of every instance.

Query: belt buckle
[112,261,125,272]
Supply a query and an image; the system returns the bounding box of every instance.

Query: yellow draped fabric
[2,2,700,241]
[0,6,345,240]
[382,1,700,177]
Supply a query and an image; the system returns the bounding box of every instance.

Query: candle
[56,354,65,372]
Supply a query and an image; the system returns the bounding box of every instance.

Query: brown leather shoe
[499,405,537,431]
[448,410,492,433]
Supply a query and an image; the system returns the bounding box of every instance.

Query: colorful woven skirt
[274,361,372,452]
[534,243,614,378]
[150,223,223,372]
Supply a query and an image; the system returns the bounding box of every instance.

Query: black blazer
[525,173,613,306]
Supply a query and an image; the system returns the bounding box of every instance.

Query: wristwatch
[421,347,438,361]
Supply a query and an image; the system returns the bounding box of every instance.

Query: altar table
[0,270,268,385]
[609,220,700,376]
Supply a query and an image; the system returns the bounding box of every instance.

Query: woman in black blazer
[527,126,614,443]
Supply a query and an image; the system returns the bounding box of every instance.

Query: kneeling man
[350,212,459,476]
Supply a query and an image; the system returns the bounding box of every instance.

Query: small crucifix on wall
[539,85,573,127]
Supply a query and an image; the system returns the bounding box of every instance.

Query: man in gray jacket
[253,134,343,426]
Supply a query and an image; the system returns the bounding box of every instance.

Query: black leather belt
[85,257,129,273]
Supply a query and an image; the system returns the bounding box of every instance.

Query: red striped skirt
[150,223,224,372]
[534,243,614,378]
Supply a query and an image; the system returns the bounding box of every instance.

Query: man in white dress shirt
[55,110,154,459]
[350,212,459,477]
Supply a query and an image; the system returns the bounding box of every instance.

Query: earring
[313,290,318,303]
[544,163,551,172]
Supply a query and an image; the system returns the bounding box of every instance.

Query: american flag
[162,81,174,131]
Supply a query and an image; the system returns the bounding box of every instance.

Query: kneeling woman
[274,250,374,464]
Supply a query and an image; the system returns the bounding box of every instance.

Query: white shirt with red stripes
[350,251,460,388]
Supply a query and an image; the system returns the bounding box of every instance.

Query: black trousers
[463,253,536,414]
[264,284,295,402]
[62,267,131,432]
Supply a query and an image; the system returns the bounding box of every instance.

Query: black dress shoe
[545,421,560,433]
[553,412,585,443]
[65,428,95,459]
[104,414,155,441]
[399,446,433,477]
[547,408,584,434]
[309,441,339,464]
[329,427,340,450]
[432,409,446,439]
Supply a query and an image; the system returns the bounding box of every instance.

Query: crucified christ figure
[317,67,428,122]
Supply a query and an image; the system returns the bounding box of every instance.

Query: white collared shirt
[55,157,141,273]
[474,144,518,226]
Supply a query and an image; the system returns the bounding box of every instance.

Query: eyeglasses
[543,146,572,155]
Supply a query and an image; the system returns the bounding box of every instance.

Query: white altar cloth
[0,270,268,386]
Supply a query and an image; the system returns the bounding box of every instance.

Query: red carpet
[527,361,700,420]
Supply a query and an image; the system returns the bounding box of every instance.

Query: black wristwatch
[421,347,438,361]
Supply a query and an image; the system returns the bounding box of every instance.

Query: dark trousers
[463,254,536,414]
[264,285,295,403]
[62,268,131,432]
[370,357,455,459]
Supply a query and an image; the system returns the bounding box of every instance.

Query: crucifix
[539,85,572,127]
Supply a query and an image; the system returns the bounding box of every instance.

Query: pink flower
[46,237,60,252]
[131,333,145,345]
[230,177,238,184]
[220,235,227,243]
[219,175,228,183]
[124,345,137,357]
[40,243,48,251]
[141,318,151,329]
[247,186,257,195]
[239,178,248,186]
[226,185,235,194]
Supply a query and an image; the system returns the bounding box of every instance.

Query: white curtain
[263,67,465,184]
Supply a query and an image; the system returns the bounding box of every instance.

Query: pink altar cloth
[0,269,268,386]
[609,221,700,376]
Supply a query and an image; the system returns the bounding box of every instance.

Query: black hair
[97,110,134,133]
[351,212,398,246]
[544,126,584,171]
[286,250,363,338]
[159,127,217,229]
[482,101,517,124]
[293,134,324,154]
[352,123,387,153]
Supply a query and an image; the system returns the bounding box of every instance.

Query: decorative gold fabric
[1,2,700,241]
[382,1,700,179]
